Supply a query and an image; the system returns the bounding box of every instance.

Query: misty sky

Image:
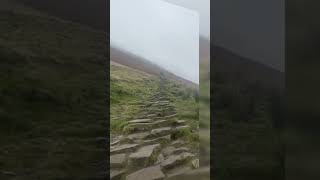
[164,0,210,39]
[111,0,199,84]
[166,0,284,71]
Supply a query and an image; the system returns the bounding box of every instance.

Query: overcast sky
[166,0,284,71]
[111,0,199,84]
[164,0,210,39]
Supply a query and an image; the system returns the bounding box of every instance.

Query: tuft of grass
[110,119,129,134]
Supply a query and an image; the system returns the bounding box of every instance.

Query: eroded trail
[110,79,199,180]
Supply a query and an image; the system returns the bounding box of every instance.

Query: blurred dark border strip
[286,0,320,179]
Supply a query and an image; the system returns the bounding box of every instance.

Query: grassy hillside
[110,62,159,134]
[110,62,199,144]
[0,2,108,179]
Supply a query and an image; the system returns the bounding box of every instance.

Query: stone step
[124,132,150,142]
[160,152,195,170]
[111,144,139,155]
[143,135,171,146]
[110,139,121,146]
[173,120,186,126]
[110,169,126,180]
[162,146,176,157]
[166,166,192,179]
[126,165,165,180]
[128,144,161,168]
[155,153,165,164]
[153,119,175,127]
[123,123,154,134]
[162,146,190,157]
[149,127,172,137]
[124,120,175,134]
[166,167,209,180]
[154,113,177,120]
[128,119,153,124]
[110,153,127,168]
[170,140,185,148]
[174,125,191,131]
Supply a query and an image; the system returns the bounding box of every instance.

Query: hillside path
[110,79,199,180]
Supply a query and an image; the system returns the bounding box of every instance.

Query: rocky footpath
[110,91,199,180]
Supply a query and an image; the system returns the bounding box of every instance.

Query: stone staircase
[110,91,199,180]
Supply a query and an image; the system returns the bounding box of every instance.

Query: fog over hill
[111,0,200,84]
[110,46,198,89]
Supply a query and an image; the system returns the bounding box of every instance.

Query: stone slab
[161,152,195,170]
[111,144,139,154]
[110,153,127,168]
[126,165,165,180]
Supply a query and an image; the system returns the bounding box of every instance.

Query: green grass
[110,64,159,134]
[110,65,199,150]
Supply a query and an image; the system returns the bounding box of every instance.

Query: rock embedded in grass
[128,144,161,168]
[150,127,172,137]
[143,135,171,146]
[128,119,153,124]
[161,152,195,170]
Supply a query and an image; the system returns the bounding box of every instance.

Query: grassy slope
[110,62,199,144]
[0,2,108,179]
[110,63,159,134]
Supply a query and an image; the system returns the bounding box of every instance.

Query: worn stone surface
[150,127,171,137]
[161,146,189,157]
[175,125,191,131]
[166,167,210,180]
[174,120,186,126]
[110,153,127,168]
[143,135,171,146]
[126,165,165,180]
[111,144,139,154]
[129,119,153,124]
[123,123,153,134]
[156,153,165,164]
[110,170,126,180]
[162,146,176,157]
[127,132,150,141]
[171,140,185,148]
[129,144,161,167]
[110,139,120,146]
[161,152,195,170]
[166,166,192,178]
[153,119,174,128]
[172,147,190,155]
